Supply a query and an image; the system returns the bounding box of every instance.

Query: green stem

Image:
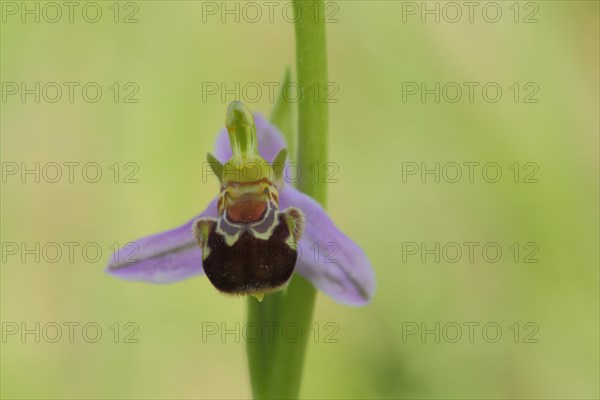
[246,1,328,398]
[294,0,329,206]
[246,292,284,398]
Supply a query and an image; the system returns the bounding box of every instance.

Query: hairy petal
[280,187,376,306]
[214,113,286,163]
[106,198,219,284]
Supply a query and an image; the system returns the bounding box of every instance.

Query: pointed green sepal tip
[272,148,288,188]
[206,152,223,183]
[225,101,257,160]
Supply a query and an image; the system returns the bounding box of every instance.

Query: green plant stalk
[246,291,284,398]
[294,0,328,206]
[246,1,328,398]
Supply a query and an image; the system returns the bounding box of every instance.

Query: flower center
[226,197,268,223]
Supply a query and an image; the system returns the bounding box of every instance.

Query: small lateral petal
[214,113,286,163]
[106,198,219,284]
[279,187,376,306]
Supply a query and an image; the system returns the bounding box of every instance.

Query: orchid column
[246,0,329,398]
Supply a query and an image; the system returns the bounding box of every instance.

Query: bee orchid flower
[106,102,375,306]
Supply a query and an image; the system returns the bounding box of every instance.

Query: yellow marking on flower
[251,293,264,302]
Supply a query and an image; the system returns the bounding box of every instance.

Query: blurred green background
[1,1,598,399]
